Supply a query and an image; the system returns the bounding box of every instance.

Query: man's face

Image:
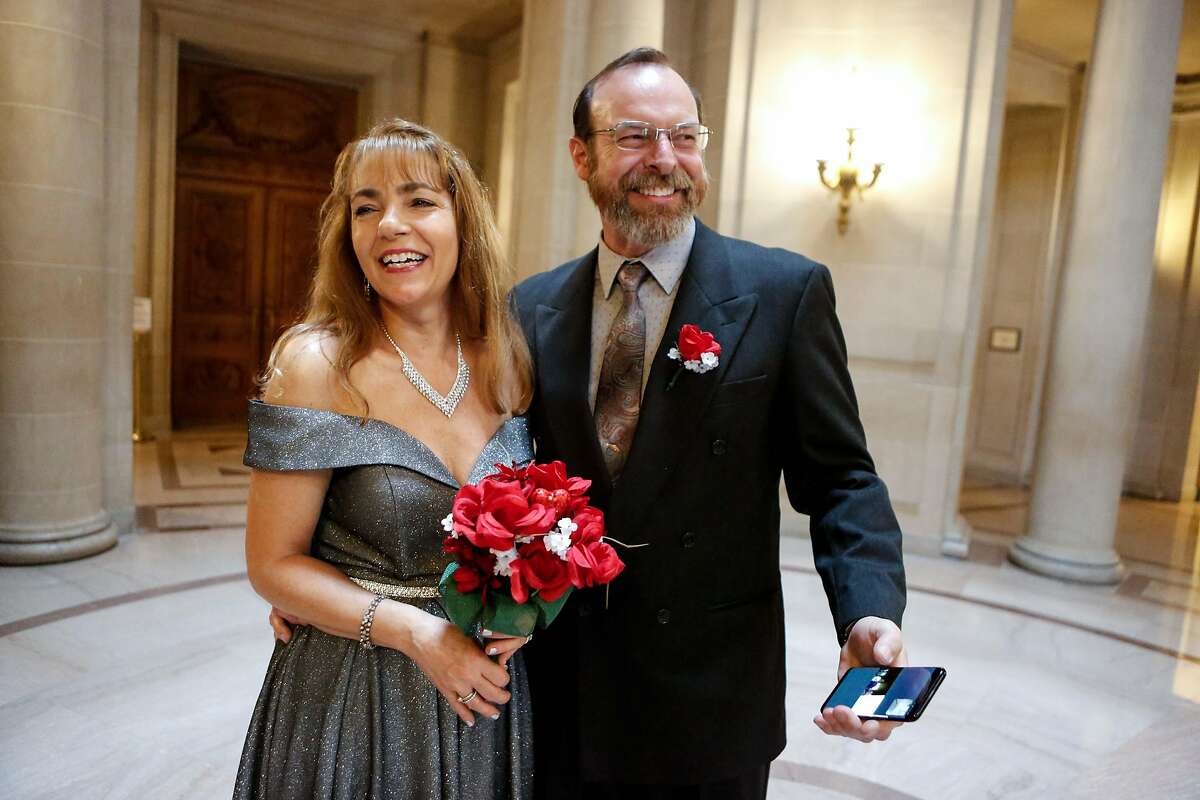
[571,64,709,253]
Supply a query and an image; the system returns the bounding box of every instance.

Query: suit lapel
[612,221,758,535]
[534,251,613,505]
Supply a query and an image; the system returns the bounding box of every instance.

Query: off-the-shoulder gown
[233,400,533,800]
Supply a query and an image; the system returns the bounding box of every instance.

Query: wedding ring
[456,689,478,705]
[524,634,533,644]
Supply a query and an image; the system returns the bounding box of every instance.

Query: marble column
[510,0,591,280]
[510,0,666,280]
[0,0,136,564]
[1009,0,1184,583]
[572,0,665,255]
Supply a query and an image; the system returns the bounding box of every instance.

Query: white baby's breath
[490,546,518,576]
[543,516,576,560]
[441,513,457,537]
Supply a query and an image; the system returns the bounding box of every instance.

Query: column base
[0,518,119,566]
[1008,536,1125,585]
[940,513,973,559]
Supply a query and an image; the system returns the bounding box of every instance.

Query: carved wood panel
[172,177,265,427]
[263,188,326,354]
[170,59,356,428]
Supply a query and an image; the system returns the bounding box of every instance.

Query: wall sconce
[816,127,883,235]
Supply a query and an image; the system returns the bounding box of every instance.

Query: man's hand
[813,616,907,743]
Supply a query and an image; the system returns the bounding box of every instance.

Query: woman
[234,119,535,799]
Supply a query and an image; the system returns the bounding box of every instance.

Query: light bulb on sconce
[816,127,883,235]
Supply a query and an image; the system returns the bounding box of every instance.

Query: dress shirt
[588,217,696,410]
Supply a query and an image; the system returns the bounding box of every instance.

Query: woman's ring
[524,634,533,644]
[456,689,478,705]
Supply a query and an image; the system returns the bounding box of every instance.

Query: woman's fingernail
[481,629,493,636]
[488,647,498,656]
[491,713,500,720]
[466,719,474,727]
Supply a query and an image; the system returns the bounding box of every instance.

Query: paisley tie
[594,261,649,480]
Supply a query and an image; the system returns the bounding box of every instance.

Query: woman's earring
[363,278,372,300]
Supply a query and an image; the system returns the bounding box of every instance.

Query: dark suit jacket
[512,220,906,790]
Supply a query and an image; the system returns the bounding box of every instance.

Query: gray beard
[586,163,707,249]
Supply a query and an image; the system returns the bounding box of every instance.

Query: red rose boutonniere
[667,323,721,390]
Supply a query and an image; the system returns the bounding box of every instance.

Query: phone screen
[822,666,945,721]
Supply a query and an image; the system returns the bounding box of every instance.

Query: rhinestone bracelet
[358,595,385,650]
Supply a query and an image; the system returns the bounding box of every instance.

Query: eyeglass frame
[586,120,714,152]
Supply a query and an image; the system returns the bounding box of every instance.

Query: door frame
[137,3,421,436]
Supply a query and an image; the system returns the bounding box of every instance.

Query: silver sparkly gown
[233,400,534,800]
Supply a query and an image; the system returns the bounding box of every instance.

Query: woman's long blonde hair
[262,118,532,416]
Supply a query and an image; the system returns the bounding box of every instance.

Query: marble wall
[734,0,1013,554]
[422,36,488,168]
[1125,84,1200,502]
[965,47,1079,486]
[483,27,523,210]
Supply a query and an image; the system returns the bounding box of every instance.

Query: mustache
[621,170,695,193]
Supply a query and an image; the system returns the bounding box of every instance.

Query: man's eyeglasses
[587,121,713,152]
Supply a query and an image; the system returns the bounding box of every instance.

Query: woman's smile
[379,247,429,273]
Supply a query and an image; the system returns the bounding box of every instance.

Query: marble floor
[1,436,1198,799]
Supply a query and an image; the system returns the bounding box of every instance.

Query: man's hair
[571,47,704,140]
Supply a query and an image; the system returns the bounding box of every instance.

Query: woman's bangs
[350,136,449,196]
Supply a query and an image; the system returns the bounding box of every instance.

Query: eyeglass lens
[612,123,709,151]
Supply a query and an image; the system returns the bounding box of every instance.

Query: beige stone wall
[1125,88,1200,501]
[965,47,1080,486]
[483,27,523,204]
[736,0,1013,553]
[423,37,488,167]
[665,0,756,235]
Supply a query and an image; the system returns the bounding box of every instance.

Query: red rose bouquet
[438,460,626,636]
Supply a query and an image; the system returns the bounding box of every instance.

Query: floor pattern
[1,432,1197,799]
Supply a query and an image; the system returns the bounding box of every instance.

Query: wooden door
[262,188,327,355]
[170,59,356,428]
[171,178,266,425]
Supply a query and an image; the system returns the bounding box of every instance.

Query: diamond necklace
[379,325,470,418]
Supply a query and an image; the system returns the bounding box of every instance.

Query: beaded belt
[350,576,440,599]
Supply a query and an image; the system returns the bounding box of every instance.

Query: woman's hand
[480,629,533,668]
[403,613,513,726]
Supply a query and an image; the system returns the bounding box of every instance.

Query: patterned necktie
[595,260,649,480]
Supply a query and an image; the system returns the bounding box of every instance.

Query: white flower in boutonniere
[667,324,722,389]
[442,513,457,537]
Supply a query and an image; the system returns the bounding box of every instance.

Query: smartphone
[821,666,946,722]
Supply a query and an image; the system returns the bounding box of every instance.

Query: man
[512,48,908,799]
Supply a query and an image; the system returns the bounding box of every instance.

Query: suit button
[711,439,727,455]
[656,608,671,625]
[578,602,592,617]
[681,531,697,549]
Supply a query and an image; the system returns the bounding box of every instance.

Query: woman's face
[349,152,459,317]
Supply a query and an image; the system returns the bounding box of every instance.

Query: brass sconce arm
[816,128,883,235]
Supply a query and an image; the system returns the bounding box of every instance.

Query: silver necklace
[380,326,469,418]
